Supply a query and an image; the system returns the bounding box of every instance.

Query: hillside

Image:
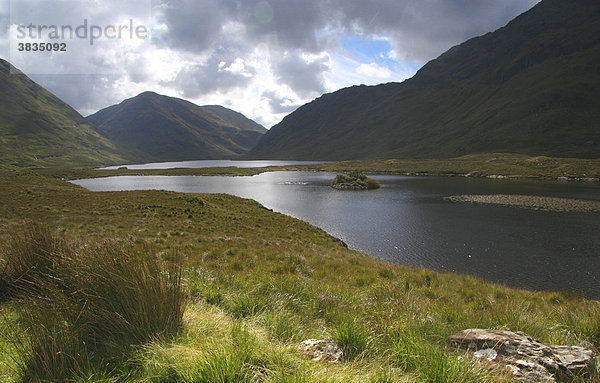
[249,0,600,160]
[87,92,267,162]
[0,59,142,168]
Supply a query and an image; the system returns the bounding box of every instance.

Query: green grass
[0,225,185,381]
[333,321,370,361]
[0,169,598,382]
[34,165,263,180]
[278,153,600,180]
[36,153,600,184]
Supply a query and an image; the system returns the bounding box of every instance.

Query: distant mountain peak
[87,92,266,162]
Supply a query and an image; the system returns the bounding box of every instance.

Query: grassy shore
[0,169,599,382]
[34,166,263,180]
[275,153,600,181]
[31,153,600,183]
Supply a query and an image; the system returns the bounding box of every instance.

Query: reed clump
[0,224,186,381]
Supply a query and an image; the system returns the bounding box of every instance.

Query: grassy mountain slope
[87,92,266,162]
[249,0,600,160]
[0,59,142,168]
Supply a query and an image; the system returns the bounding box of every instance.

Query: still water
[73,172,600,298]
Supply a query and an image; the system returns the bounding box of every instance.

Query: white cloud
[219,58,253,78]
[356,62,391,79]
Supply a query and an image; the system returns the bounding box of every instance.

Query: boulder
[448,329,595,382]
[300,337,343,363]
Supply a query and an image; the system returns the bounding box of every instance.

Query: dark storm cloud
[154,0,230,51]
[155,0,539,60]
[154,0,328,54]
[169,55,256,98]
[273,51,329,97]
[238,0,328,53]
[153,0,540,98]
[328,0,540,60]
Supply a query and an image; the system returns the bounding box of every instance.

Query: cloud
[0,1,10,58]
[261,90,299,115]
[356,62,391,79]
[272,51,330,98]
[0,0,542,127]
[329,0,540,61]
[238,0,329,53]
[28,73,129,117]
[154,0,227,52]
[169,54,256,98]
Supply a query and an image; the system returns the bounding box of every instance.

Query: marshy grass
[0,224,71,300]
[0,225,186,381]
[0,170,599,381]
[280,153,600,180]
[333,321,371,361]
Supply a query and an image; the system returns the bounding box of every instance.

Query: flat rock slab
[300,337,343,363]
[448,329,595,382]
[446,194,600,212]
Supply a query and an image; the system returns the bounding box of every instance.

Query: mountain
[249,0,600,160]
[0,59,141,168]
[87,92,266,162]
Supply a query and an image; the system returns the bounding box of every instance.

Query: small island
[331,171,381,190]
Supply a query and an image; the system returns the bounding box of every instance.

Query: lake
[72,171,600,298]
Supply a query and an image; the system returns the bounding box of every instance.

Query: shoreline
[23,153,600,183]
[32,166,600,184]
[446,194,600,213]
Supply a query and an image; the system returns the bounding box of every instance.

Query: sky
[0,0,539,128]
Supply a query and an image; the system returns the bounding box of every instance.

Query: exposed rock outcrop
[448,329,595,382]
[300,338,343,363]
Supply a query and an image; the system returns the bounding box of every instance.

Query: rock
[300,338,343,363]
[474,348,498,361]
[448,329,595,382]
[331,183,367,190]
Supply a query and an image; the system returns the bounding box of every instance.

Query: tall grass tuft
[12,299,89,382]
[262,310,305,342]
[333,321,370,361]
[65,241,186,347]
[567,305,600,346]
[1,225,186,381]
[0,224,70,300]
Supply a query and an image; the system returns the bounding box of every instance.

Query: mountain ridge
[249,0,600,160]
[0,59,144,168]
[87,92,267,162]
